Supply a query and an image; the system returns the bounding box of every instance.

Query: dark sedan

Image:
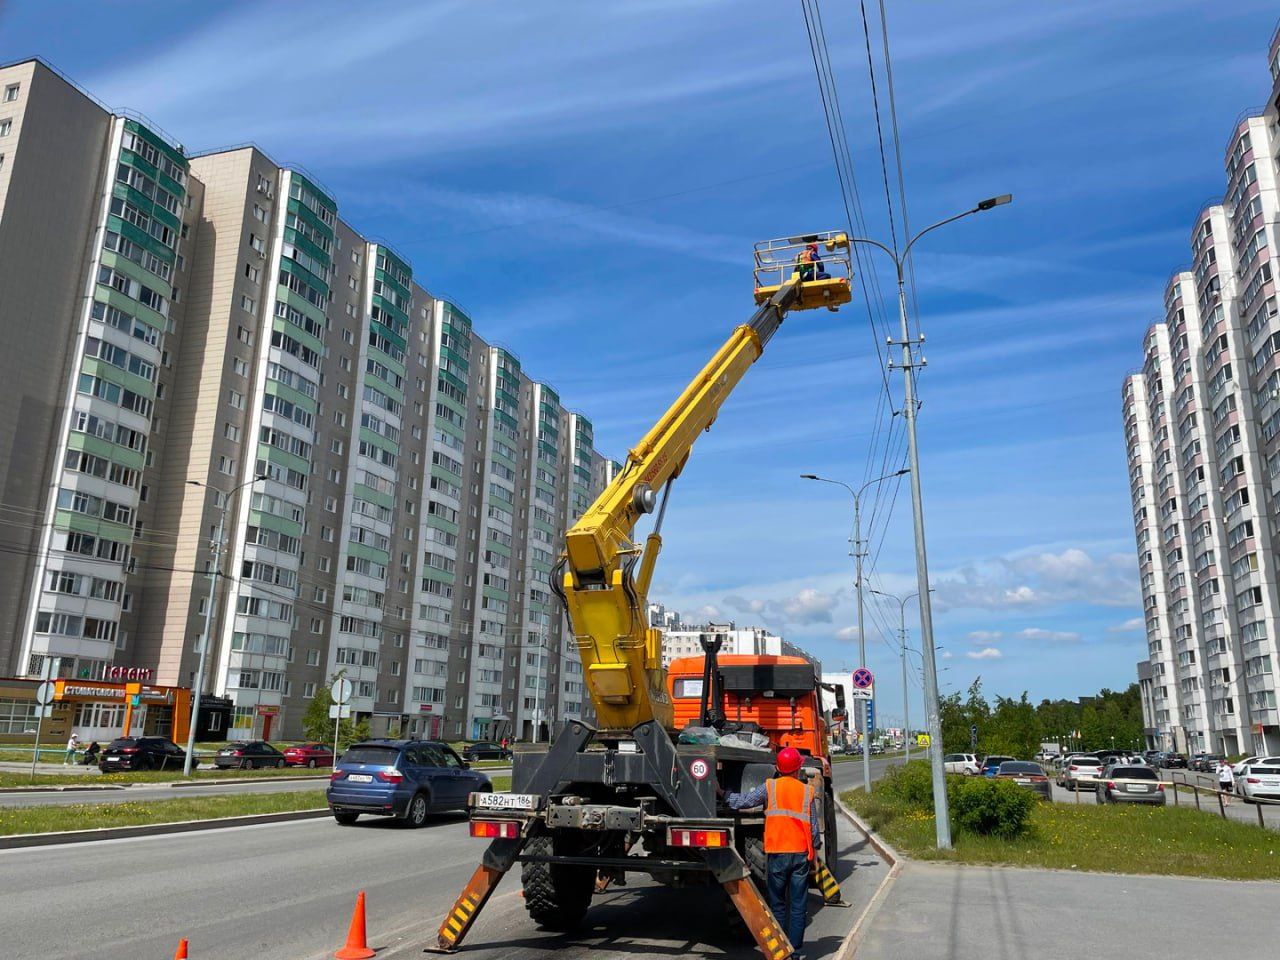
[99,736,197,772]
[461,741,511,762]
[214,741,287,770]
[994,761,1052,800]
[1162,753,1188,769]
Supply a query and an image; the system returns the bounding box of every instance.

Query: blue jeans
[766,851,810,950]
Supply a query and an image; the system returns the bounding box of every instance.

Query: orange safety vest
[764,776,814,859]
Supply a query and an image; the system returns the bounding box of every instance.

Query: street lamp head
[186,480,203,487]
[254,474,271,482]
[976,193,1013,211]
[894,468,909,477]
[800,474,819,480]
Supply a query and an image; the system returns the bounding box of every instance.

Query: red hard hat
[776,747,803,774]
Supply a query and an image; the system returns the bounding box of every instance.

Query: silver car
[1096,764,1165,805]
[1058,755,1103,790]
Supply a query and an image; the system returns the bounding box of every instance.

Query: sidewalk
[0,761,99,776]
[857,861,1280,959]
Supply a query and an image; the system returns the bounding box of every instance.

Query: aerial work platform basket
[753,231,852,311]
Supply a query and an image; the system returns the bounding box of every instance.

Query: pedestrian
[721,746,819,956]
[1218,759,1234,804]
[64,732,79,765]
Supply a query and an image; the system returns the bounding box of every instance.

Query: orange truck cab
[666,653,838,779]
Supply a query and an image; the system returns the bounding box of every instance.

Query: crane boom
[558,230,851,733]
[560,282,802,732]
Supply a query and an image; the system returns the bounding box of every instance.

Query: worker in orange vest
[723,746,820,955]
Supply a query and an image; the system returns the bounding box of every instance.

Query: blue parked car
[980,755,1015,777]
[327,739,491,827]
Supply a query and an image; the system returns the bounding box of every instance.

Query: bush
[877,760,936,810]
[949,775,1036,839]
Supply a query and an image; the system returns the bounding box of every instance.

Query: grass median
[0,767,330,788]
[845,764,1280,881]
[0,774,512,837]
[0,790,327,836]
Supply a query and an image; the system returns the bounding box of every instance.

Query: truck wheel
[522,835,593,930]
[824,790,839,857]
[742,835,767,887]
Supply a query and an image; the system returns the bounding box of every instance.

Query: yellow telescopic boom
[558,232,851,733]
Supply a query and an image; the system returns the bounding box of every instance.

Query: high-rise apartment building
[1125,29,1280,756]
[0,59,608,742]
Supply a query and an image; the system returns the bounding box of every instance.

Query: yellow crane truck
[432,234,854,960]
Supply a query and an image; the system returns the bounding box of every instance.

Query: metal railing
[1061,768,1280,829]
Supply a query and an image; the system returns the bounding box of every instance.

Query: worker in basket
[793,242,829,283]
[723,746,820,956]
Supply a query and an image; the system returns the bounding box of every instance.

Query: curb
[0,784,127,793]
[833,791,904,960]
[0,807,330,849]
[168,775,331,788]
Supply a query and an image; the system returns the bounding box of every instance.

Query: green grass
[0,790,326,837]
[844,785,1280,881]
[0,766,329,788]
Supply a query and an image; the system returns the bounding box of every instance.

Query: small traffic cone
[173,939,189,960]
[335,890,376,960]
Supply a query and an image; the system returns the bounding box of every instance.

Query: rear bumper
[327,787,410,816]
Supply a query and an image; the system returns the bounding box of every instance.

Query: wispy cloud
[967,647,1004,661]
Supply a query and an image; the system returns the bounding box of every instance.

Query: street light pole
[847,193,1012,849]
[871,588,921,764]
[802,468,907,793]
[184,475,268,776]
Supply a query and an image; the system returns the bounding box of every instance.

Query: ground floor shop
[54,679,191,745]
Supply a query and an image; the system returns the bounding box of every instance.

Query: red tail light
[232,750,244,757]
[1157,784,1165,791]
[1069,765,1078,771]
[376,769,404,783]
[1247,777,1260,784]
[1106,781,1116,790]
[668,828,730,848]
[471,820,519,839]
[330,770,346,781]
[121,747,139,753]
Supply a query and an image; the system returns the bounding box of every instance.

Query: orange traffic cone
[173,939,189,960]
[335,890,376,960]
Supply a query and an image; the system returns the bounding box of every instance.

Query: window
[240,295,256,313]
[0,119,11,137]
[244,263,260,282]
[3,84,18,102]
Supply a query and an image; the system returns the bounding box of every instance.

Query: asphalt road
[0,755,898,960]
[0,769,511,808]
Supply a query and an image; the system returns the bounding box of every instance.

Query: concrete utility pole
[184,475,268,777]
[846,193,1012,849]
[802,469,907,793]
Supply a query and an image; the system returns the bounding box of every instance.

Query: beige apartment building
[0,59,608,741]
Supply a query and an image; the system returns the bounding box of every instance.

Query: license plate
[348,774,373,783]
[474,792,537,810]
[1126,784,1148,792]
[105,756,119,762]
[1015,778,1031,784]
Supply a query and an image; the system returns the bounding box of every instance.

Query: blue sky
[4,0,1276,726]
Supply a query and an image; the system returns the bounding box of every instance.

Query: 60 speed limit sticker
[689,758,711,780]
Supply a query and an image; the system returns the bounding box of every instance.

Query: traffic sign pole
[31,671,56,780]
[331,675,352,765]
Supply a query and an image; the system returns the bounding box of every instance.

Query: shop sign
[107,666,154,682]
[255,705,280,716]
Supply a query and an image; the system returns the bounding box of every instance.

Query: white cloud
[1016,627,1081,644]
[933,547,1138,613]
[966,647,1004,660]
[1108,617,1145,633]
[940,650,954,660]
[835,625,861,642]
[967,630,1004,645]
[694,605,721,620]
[724,587,843,627]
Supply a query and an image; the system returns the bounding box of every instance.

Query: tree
[301,675,370,752]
